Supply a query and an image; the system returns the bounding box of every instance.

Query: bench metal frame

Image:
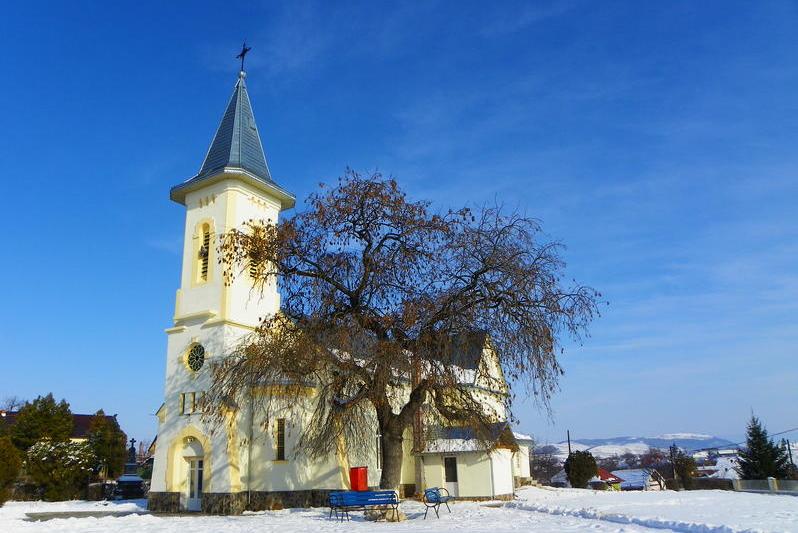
[423,487,453,519]
[328,490,400,522]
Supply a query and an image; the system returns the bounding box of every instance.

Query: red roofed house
[589,468,624,490]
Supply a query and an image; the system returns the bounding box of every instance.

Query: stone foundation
[202,492,248,514]
[147,492,180,513]
[399,484,416,498]
[248,489,334,510]
[149,488,423,515]
[455,493,515,501]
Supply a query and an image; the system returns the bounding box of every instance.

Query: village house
[550,467,624,490]
[148,67,527,514]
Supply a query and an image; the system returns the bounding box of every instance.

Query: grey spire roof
[197,72,272,182]
[170,71,295,209]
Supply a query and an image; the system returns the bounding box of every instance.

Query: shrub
[26,439,95,501]
[564,450,597,489]
[0,437,22,506]
[664,477,681,491]
[691,477,733,491]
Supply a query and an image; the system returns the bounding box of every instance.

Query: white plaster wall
[393,426,416,486]
[421,454,445,490]
[422,452,500,498]
[490,449,514,496]
[513,446,531,478]
[223,180,282,325]
[247,400,347,492]
[457,452,495,497]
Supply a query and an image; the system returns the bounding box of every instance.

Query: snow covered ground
[1,487,796,533]
[512,486,798,532]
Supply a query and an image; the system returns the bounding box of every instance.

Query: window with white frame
[180,391,204,415]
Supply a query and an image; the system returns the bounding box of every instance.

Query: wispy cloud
[198,1,331,79]
[479,1,580,37]
[145,236,182,256]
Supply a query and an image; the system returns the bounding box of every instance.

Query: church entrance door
[187,458,203,511]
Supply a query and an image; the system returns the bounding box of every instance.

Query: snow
[654,433,714,441]
[2,488,797,533]
[512,486,798,532]
[0,498,658,533]
[709,457,740,480]
[513,431,533,441]
[588,443,652,457]
[424,438,486,453]
[611,469,658,490]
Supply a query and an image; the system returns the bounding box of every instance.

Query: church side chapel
[149,52,529,515]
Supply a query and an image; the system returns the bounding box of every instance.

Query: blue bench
[423,487,454,519]
[328,490,400,521]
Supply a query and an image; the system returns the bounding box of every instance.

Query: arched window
[197,223,211,282]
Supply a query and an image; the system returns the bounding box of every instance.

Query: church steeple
[196,71,273,184]
[170,69,294,209]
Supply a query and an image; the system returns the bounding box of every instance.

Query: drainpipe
[489,453,496,499]
[247,392,254,508]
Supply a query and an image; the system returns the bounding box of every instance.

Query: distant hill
[537,433,737,459]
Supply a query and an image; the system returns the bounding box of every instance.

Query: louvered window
[198,224,211,282]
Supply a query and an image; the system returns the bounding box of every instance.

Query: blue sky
[1,1,796,447]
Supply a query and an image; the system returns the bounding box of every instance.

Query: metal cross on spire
[236,41,252,72]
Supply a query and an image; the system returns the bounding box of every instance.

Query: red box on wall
[349,466,368,491]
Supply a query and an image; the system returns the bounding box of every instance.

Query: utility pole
[783,438,794,469]
[567,430,572,455]
[669,443,677,483]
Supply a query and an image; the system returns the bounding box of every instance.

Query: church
[148,64,529,514]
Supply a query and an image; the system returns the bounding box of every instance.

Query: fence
[732,478,798,495]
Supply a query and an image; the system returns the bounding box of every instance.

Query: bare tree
[136,439,152,463]
[597,455,621,472]
[620,452,641,469]
[530,445,563,484]
[207,170,600,489]
[1,396,24,412]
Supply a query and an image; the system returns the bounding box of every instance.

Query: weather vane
[236,41,252,72]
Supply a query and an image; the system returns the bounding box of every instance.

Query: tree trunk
[379,418,405,490]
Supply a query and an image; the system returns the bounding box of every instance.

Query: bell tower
[149,66,294,512]
[170,69,295,327]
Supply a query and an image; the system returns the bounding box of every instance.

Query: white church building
[148,67,527,514]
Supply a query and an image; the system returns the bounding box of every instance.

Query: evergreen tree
[11,394,73,451]
[0,437,22,506]
[564,450,597,488]
[87,410,127,480]
[736,415,790,479]
[669,444,697,489]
